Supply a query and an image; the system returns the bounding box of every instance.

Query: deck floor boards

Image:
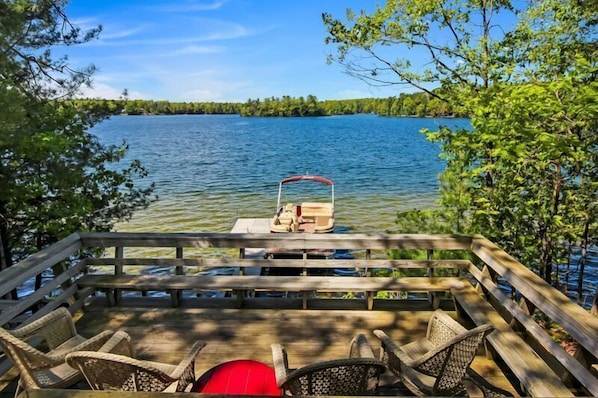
[69,297,518,396]
[0,296,518,396]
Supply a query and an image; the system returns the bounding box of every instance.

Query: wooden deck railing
[0,232,597,396]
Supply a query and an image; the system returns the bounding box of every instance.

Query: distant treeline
[74,92,467,118]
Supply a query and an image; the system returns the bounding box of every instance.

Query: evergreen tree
[0,0,155,274]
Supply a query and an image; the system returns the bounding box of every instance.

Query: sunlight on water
[93,114,468,236]
[89,115,598,305]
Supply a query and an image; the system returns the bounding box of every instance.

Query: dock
[230,218,271,234]
[230,218,269,276]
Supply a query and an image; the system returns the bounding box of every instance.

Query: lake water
[92,114,470,234]
[91,114,598,306]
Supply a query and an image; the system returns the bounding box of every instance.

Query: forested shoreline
[73,91,466,118]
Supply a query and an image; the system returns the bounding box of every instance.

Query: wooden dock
[230,218,271,234]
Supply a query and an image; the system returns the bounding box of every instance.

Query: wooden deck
[2,230,597,396]
[0,298,516,397]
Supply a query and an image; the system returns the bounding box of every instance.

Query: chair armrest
[170,341,206,392]
[46,330,114,362]
[0,328,65,367]
[349,333,376,359]
[408,324,494,375]
[271,343,290,388]
[98,331,134,357]
[373,329,420,367]
[71,330,114,352]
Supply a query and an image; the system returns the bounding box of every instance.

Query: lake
[92,114,470,234]
[91,114,598,306]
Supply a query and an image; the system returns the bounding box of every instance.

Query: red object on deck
[192,359,282,395]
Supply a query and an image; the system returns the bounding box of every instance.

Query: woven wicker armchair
[0,307,126,396]
[66,340,206,392]
[374,309,494,397]
[466,368,514,398]
[271,334,386,396]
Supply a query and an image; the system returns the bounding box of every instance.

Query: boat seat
[316,215,331,227]
[278,211,298,231]
[301,203,332,219]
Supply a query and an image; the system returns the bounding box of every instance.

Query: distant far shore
[74,93,468,119]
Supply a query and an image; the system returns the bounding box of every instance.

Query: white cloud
[165,45,224,56]
[150,0,227,12]
[87,21,249,47]
[77,82,147,100]
[77,83,123,100]
[180,89,222,102]
[335,89,374,99]
[101,26,147,40]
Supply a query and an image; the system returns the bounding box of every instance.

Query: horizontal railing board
[0,232,82,298]
[79,232,473,250]
[452,284,573,397]
[86,257,472,270]
[468,263,598,396]
[0,259,87,327]
[77,274,467,292]
[470,235,598,359]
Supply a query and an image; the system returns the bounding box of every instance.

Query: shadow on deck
[1,296,516,397]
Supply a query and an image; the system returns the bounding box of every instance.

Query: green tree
[324,0,598,288]
[0,0,155,276]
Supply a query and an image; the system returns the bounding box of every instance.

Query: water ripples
[93,114,468,234]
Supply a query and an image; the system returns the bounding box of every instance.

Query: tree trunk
[565,240,572,294]
[0,204,17,300]
[542,163,563,286]
[577,220,590,304]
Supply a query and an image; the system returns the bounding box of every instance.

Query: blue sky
[63,0,402,103]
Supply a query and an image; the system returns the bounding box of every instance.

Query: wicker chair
[0,307,127,396]
[374,309,494,397]
[466,368,514,398]
[65,340,206,392]
[271,334,386,396]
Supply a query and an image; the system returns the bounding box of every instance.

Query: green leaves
[0,1,155,268]
[331,0,598,287]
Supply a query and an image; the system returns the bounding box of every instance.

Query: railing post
[239,248,245,276]
[174,247,184,306]
[114,246,124,305]
[302,249,307,276]
[427,249,439,308]
[52,261,75,307]
[176,247,184,275]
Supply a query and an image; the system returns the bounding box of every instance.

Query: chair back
[66,351,175,392]
[0,307,78,371]
[282,358,386,396]
[426,308,468,346]
[0,327,55,371]
[431,324,494,395]
[0,308,84,392]
[9,307,78,350]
